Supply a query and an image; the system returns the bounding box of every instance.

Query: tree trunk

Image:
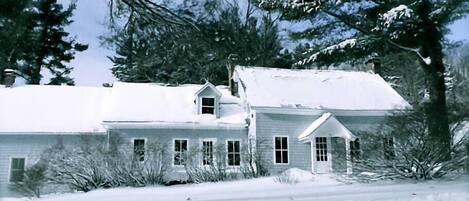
[418,0,451,150]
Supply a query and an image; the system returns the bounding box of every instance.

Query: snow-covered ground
[3,170,469,201]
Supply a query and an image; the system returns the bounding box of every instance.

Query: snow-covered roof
[0,82,247,134]
[103,82,246,126]
[234,66,410,110]
[0,85,109,133]
[298,113,356,141]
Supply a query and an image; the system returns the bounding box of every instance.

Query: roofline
[102,121,247,130]
[251,106,410,116]
[0,131,106,136]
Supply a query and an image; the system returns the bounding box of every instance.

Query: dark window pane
[275,137,281,149]
[175,140,180,152]
[228,141,233,152]
[202,98,215,106]
[234,154,241,165]
[228,153,234,165]
[281,137,288,149]
[181,140,187,151]
[275,151,282,163]
[234,141,240,152]
[202,107,214,114]
[282,151,288,163]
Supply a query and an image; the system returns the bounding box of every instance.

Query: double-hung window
[202,140,214,165]
[174,139,188,166]
[274,137,288,164]
[133,139,145,162]
[9,158,25,182]
[201,97,215,114]
[227,140,241,166]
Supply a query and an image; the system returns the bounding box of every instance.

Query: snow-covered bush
[9,161,48,198]
[354,108,468,180]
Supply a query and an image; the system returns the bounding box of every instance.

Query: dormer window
[195,82,222,117]
[201,97,215,114]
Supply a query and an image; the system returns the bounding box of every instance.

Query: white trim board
[102,122,247,130]
[252,106,409,116]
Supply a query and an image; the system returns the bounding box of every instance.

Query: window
[227,140,241,166]
[315,137,328,161]
[350,139,361,162]
[133,139,145,162]
[274,137,288,164]
[174,139,188,166]
[201,97,215,114]
[10,158,25,182]
[383,137,395,160]
[202,141,214,165]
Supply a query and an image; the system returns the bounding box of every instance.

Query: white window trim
[273,136,290,165]
[226,139,242,167]
[131,137,147,162]
[172,138,190,167]
[199,96,217,115]
[200,138,217,166]
[8,156,27,183]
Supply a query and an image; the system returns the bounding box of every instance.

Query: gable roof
[194,81,222,98]
[0,85,109,133]
[298,113,356,142]
[234,66,410,110]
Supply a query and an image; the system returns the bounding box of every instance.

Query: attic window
[201,97,215,114]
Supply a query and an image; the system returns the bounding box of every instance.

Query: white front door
[314,137,331,173]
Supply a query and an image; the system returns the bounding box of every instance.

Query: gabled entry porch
[298,113,357,174]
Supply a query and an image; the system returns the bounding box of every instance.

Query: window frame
[273,136,289,165]
[226,139,241,167]
[200,96,216,115]
[8,156,27,183]
[173,138,189,167]
[132,138,146,162]
[201,139,216,166]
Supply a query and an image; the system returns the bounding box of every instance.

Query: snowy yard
[4,170,469,201]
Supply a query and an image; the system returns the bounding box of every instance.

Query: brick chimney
[3,69,16,87]
[366,57,381,75]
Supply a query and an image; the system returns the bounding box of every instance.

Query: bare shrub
[184,144,236,183]
[241,139,270,178]
[354,108,468,180]
[43,135,170,192]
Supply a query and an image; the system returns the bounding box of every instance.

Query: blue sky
[65,1,469,86]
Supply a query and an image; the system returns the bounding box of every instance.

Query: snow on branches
[382,5,413,28]
[300,38,358,65]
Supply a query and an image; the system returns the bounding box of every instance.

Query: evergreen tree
[258,0,469,150]
[106,0,289,85]
[0,0,87,85]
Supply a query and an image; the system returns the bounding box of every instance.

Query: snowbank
[4,175,468,201]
